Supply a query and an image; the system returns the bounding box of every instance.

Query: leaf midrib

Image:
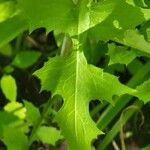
[74,51,79,141]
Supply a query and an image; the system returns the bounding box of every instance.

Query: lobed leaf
[34,51,137,150]
[108,43,137,65]
[17,0,115,35]
[135,79,150,103]
[36,126,63,145]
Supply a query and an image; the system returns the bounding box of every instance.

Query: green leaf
[12,51,41,68]
[34,51,136,150]
[134,0,147,7]
[91,28,150,56]
[0,111,22,138]
[89,0,144,37]
[0,16,27,48]
[135,79,150,103]
[3,127,28,150]
[126,0,147,7]
[36,126,63,145]
[108,44,137,65]
[141,8,150,20]
[88,0,150,55]
[0,44,12,56]
[24,100,41,125]
[0,75,17,102]
[146,27,150,42]
[83,38,108,65]
[0,1,16,23]
[121,30,150,56]
[4,102,26,119]
[3,65,14,74]
[141,144,150,150]
[17,0,114,35]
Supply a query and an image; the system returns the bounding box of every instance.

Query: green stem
[15,34,22,53]
[26,97,54,149]
[26,34,72,149]
[120,127,126,150]
[119,105,143,150]
[11,33,23,59]
[98,100,143,150]
[90,102,107,117]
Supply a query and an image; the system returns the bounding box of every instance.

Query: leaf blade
[34,51,136,149]
[1,75,17,102]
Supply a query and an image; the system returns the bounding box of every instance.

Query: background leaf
[36,126,63,145]
[2,127,28,150]
[108,43,137,65]
[0,75,17,102]
[0,16,27,48]
[12,51,41,69]
[135,79,150,103]
[4,102,26,119]
[24,100,41,125]
[0,1,16,23]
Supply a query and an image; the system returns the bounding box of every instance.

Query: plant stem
[90,102,107,117]
[120,127,126,150]
[98,100,143,150]
[26,97,54,149]
[12,33,23,58]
